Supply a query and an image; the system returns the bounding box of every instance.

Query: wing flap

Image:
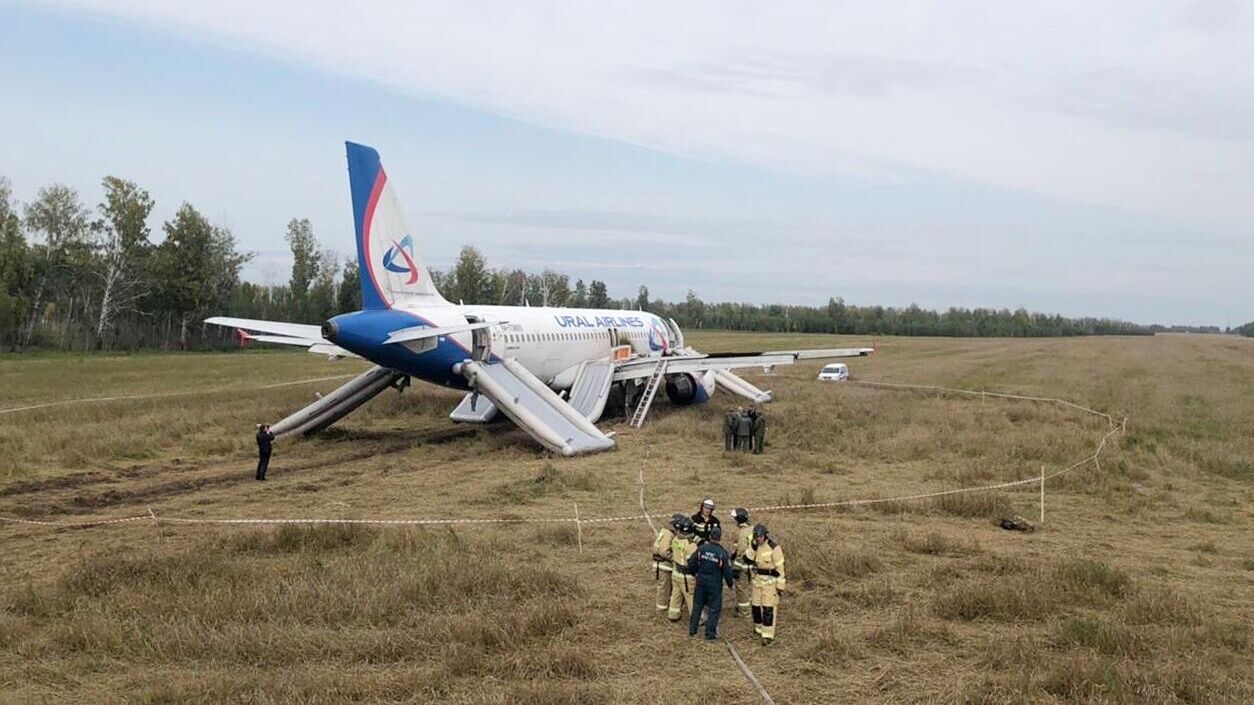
[770,347,875,359]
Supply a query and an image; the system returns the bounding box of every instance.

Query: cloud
[44,0,1254,233]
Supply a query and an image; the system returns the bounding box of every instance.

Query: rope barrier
[0,374,361,415]
[0,514,153,527]
[724,639,778,705]
[1,381,1125,530]
[848,379,1116,426]
[639,468,658,534]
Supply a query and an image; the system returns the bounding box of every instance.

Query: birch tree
[22,185,90,347]
[0,179,31,346]
[92,177,154,346]
[285,218,319,320]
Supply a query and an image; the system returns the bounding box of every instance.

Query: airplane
[206,142,873,456]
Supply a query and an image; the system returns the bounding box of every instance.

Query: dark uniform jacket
[691,512,721,542]
[256,429,274,453]
[752,413,766,435]
[735,413,753,436]
[687,542,734,589]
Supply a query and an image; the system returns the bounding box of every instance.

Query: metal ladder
[630,360,668,428]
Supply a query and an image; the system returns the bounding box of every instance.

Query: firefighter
[667,517,700,623]
[735,409,753,452]
[723,408,738,451]
[746,523,786,645]
[686,524,734,640]
[751,408,767,454]
[691,498,720,542]
[652,514,684,614]
[729,507,754,616]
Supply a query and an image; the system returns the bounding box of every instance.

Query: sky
[1,1,1251,326]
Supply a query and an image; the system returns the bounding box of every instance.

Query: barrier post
[574,502,583,554]
[1039,466,1045,526]
[639,469,656,532]
[148,507,164,544]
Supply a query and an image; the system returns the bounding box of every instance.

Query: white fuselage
[375,302,677,389]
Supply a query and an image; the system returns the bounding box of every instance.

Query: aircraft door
[666,318,685,350]
[466,315,491,362]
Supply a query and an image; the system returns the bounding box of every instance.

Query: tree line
[0,174,1232,352]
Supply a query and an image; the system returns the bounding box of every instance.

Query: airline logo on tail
[347,141,448,308]
[382,235,420,285]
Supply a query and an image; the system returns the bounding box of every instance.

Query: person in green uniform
[723,408,739,451]
[751,408,767,454]
[735,408,753,452]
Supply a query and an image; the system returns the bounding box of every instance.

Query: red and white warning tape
[0,374,360,415]
[849,379,1117,425]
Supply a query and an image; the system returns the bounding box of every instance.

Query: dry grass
[5,526,590,703]
[896,529,981,556]
[2,332,1253,703]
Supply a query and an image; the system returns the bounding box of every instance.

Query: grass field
[1,332,1252,704]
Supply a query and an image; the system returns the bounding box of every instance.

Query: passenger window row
[499,331,608,344]
[490,328,656,345]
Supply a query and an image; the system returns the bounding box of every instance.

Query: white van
[817,363,849,382]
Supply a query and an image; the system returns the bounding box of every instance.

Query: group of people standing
[651,498,787,645]
[723,407,767,454]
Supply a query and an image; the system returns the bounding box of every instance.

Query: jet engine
[664,371,714,405]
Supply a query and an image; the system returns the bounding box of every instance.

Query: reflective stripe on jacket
[652,527,675,570]
[746,540,786,592]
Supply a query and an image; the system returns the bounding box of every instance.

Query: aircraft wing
[204,316,359,359]
[766,347,875,360]
[205,316,325,340]
[611,346,873,382]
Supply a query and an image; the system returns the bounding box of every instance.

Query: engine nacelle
[664,371,714,405]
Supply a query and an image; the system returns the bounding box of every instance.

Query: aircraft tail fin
[345,141,448,309]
